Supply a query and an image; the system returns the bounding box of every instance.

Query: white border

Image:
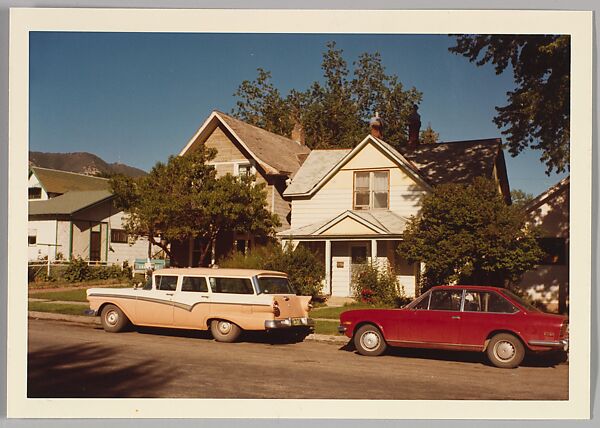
[8,8,593,419]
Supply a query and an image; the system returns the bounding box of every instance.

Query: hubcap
[106,310,119,326]
[494,340,516,361]
[360,331,380,350]
[218,321,232,334]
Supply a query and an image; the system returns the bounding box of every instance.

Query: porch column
[325,240,331,295]
[371,239,377,263]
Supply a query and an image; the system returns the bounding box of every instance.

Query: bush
[351,262,405,307]
[220,244,325,298]
[62,258,92,282]
[59,258,132,283]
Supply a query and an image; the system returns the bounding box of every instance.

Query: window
[237,163,252,177]
[209,277,254,294]
[28,229,37,245]
[538,237,567,265]
[463,291,518,314]
[182,276,208,292]
[155,275,178,291]
[351,246,368,264]
[256,277,295,294]
[413,293,431,310]
[429,290,462,311]
[110,229,128,244]
[353,171,389,210]
[28,187,42,199]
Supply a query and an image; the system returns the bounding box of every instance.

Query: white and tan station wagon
[86,268,315,342]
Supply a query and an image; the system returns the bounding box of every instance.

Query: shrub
[351,262,405,307]
[62,258,92,282]
[220,244,325,298]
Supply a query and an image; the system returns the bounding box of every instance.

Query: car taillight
[273,301,280,317]
[560,321,569,338]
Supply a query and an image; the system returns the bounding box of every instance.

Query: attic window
[353,170,389,210]
[238,164,252,177]
[28,187,42,199]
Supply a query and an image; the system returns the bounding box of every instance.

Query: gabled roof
[180,111,310,177]
[284,135,432,197]
[30,167,110,194]
[284,149,351,195]
[524,176,570,212]
[400,138,503,186]
[29,190,113,216]
[278,210,409,238]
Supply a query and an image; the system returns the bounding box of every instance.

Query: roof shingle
[31,167,110,194]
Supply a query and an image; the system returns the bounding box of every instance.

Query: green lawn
[309,302,379,320]
[28,301,89,316]
[314,320,344,336]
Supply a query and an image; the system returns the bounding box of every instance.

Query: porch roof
[277,210,408,239]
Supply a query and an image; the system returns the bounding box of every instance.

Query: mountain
[29,151,147,178]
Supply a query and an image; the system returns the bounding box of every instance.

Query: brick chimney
[291,121,305,145]
[408,104,421,147]
[369,113,383,139]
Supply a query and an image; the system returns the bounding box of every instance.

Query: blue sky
[29,32,568,196]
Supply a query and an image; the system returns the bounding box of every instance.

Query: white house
[278,115,511,298]
[28,167,148,266]
[516,176,569,313]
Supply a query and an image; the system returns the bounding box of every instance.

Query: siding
[28,220,57,261]
[106,210,149,266]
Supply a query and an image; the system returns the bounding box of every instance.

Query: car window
[209,277,254,294]
[182,276,208,293]
[429,290,462,311]
[256,276,294,294]
[155,275,178,291]
[464,291,518,313]
[413,293,430,310]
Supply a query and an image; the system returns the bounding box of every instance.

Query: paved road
[28,319,568,400]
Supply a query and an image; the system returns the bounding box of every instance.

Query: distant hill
[29,151,147,178]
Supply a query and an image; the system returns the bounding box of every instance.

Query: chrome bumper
[84,309,98,316]
[529,339,569,351]
[265,317,315,329]
[337,325,347,333]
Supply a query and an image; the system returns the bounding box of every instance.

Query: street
[28,319,568,400]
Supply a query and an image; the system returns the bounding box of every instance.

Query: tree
[449,35,570,174]
[232,42,425,150]
[398,177,543,290]
[110,146,279,266]
[419,123,439,144]
[510,188,535,209]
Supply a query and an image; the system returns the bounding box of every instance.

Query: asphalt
[27,310,349,344]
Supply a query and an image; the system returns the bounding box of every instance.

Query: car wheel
[354,324,387,356]
[210,319,242,343]
[487,333,525,368]
[100,304,129,333]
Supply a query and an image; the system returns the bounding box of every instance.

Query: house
[278,113,510,298]
[173,110,310,266]
[516,177,569,314]
[28,167,148,266]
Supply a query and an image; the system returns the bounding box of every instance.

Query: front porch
[278,210,419,298]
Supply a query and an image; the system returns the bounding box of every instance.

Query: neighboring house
[279,117,510,298]
[28,167,148,266]
[173,110,310,266]
[516,177,569,314]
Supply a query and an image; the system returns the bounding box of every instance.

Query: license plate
[291,318,304,326]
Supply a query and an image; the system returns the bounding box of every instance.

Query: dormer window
[237,163,252,177]
[28,187,42,200]
[353,170,389,210]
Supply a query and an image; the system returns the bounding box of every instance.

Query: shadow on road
[28,341,176,398]
[339,343,568,368]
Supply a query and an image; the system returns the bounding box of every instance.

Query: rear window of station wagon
[209,277,254,294]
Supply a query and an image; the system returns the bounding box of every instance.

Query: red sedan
[338,285,568,368]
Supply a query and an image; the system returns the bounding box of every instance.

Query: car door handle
[200,295,209,299]
[166,292,174,296]
[451,316,461,320]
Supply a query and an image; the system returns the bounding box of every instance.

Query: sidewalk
[27,310,349,344]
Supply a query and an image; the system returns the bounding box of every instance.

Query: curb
[27,311,349,344]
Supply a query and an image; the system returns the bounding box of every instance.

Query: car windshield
[501,289,542,312]
[256,276,295,295]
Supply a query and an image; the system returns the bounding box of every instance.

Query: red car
[338,285,568,368]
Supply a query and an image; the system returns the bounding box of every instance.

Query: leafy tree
[110,146,279,266]
[419,123,439,144]
[232,42,425,150]
[449,35,570,174]
[398,177,543,290]
[510,188,535,209]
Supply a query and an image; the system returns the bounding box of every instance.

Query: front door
[90,231,101,261]
[135,274,178,326]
